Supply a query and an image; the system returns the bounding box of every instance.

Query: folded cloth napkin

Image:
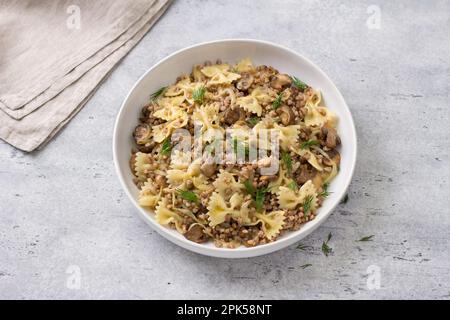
[0,0,172,152]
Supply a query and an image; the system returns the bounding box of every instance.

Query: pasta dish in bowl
[113,40,356,258]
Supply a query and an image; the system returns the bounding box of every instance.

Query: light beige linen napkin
[0,0,172,152]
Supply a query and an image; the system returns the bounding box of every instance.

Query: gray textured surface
[1,0,449,300]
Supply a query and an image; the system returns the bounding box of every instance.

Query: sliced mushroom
[236,73,254,91]
[270,73,292,90]
[223,107,244,125]
[133,124,151,145]
[296,164,318,185]
[321,125,341,149]
[136,142,154,153]
[323,149,341,167]
[200,161,217,178]
[278,105,295,125]
[184,224,207,243]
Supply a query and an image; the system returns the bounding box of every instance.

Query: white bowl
[113,39,357,258]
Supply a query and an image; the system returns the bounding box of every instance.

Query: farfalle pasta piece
[268,165,294,194]
[134,152,151,182]
[273,123,300,150]
[251,86,276,105]
[306,89,322,107]
[254,210,285,240]
[236,95,262,116]
[192,103,224,142]
[167,158,212,191]
[201,64,230,77]
[201,64,241,86]
[152,113,189,143]
[138,179,162,208]
[153,103,186,121]
[277,180,318,211]
[207,192,250,226]
[155,198,184,233]
[277,186,300,210]
[304,106,337,128]
[164,78,191,97]
[213,170,244,198]
[234,58,254,73]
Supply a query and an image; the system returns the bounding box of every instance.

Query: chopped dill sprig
[243,180,270,212]
[300,139,320,149]
[247,117,260,127]
[321,232,333,257]
[150,86,167,101]
[272,93,283,109]
[318,182,331,198]
[281,151,293,174]
[160,138,171,156]
[287,180,298,191]
[291,76,307,91]
[192,86,206,104]
[357,235,375,242]
[176,189,199,203]
[302,195,314,215]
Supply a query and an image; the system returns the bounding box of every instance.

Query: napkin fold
[0,0,172,152]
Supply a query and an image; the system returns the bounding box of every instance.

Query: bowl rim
[113,38,358,258]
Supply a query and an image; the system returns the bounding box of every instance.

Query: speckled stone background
[1,0,449,299]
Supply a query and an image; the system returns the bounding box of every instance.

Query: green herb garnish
[243,180,269,212]
[272,93,283,109]
[357,235,375,242]
[302,195,314,215]
[281,151,293,174]
[150,86,167,101]
[287,181,298,191]
[321,232,333,257]
[318,182,331,198]
[176,189,199,203]
[296,243,312,251]
[254,187,269,212]
[247,117,260,127]
[243,180,256,195]
[300,139,320,149]
[192,86,206,104]
[160,138,171,156]
[291,76,307,91]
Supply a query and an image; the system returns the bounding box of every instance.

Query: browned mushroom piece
[223,107,244,125]
[321,125,341,149]
[200,161,217,178]
[323,149,341,167]
[296,164,318,185]
[236,73,254,91]
[136,143,154,153]
[278,105,295,125]
[133,123,151,145]
[184,224,207,243]
[270,73,292,90]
